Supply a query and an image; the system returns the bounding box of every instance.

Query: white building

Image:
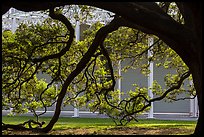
[2,7,198,118]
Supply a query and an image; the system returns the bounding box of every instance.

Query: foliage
[2,3,197,131]
[2,21,62,117]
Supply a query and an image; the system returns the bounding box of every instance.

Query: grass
[2,116,196,135]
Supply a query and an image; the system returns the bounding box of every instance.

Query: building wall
[120,60,190,113]
[36,59,190,113]
[36,23,191,113]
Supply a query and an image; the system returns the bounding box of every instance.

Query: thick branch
[150,71,190,102]
[3,2,199,68]
[2,120,45,131]
[42,16,124,132]
[32,8,74,63]
[109,71,191,125]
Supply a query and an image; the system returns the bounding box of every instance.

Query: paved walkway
[2,110,198,121]
[138,113,198,121]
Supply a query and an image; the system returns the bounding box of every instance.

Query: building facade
[2,7,198,118]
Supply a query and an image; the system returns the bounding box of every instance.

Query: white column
[9,13,15,113]
[54,84,58,111]
[189,80,194,117]
[72,85,79,117]
[189,80,198,117]
[72,20,80,117]
[11,16,17,33]
[194,96,198,117]
[118,59,122,102]
[9,101,13,114]
[75,20,80,41]
[147,36,154,118]
[73,106,79,117]
[10,13,15,114]
[10,8,17,33]
[190,95,194,117]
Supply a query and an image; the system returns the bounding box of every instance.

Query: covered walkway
[2,110,198,121]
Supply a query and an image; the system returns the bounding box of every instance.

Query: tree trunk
[191,59,202,135]
[41,17,122,132]
[2,2,202,134]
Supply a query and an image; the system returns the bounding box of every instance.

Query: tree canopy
[2,2,202,135]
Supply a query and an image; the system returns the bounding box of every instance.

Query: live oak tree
[3,16,193,122]
[2,2,202,135]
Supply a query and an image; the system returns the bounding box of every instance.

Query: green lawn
[2,116,196,135]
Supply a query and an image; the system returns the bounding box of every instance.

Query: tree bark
[41,16,123,132]
[2,2,202,135]
[190,57,202,135]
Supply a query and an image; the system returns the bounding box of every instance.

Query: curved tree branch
[42,16,125,132]
[113,71,191,125]
[2,3,201,135]
[32,8,74,63]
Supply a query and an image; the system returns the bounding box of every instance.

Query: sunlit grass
[2,116,196,135]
